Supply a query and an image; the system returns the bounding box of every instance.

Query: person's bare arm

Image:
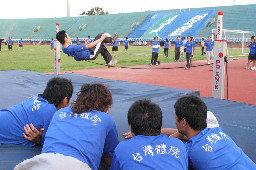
[122,131,135,139]
[23,123,44,145]
[85,34,107,49]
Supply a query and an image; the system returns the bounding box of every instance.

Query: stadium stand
[0,4,255,42]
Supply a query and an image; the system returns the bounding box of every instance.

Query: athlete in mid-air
[56,30,118,66]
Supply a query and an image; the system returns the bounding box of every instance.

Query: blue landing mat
[0,70,255,169]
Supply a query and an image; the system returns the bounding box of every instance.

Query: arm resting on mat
[23,123,44,145]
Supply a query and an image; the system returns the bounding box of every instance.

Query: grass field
[0,45,249,73]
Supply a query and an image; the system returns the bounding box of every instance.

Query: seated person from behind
[110,100,188,170]
[15,83,119,170]
[56,30,118,66]
[168,95,256,169]
[0,77,73,146]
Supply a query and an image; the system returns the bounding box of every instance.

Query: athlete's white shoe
[108,60,117,67]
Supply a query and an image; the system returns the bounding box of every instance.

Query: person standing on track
[164,38,170,57]
[50,38,54,51]
[174,36,182,61]
[150,36,160,66]
[184,37,193,69]
[201,38,206,55]
[205,36,214,65]
[247,35,256,70]
[124,37,129,53]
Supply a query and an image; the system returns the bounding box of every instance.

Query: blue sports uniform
[186,127,256,170]
[192,41,196,53]
[50,40,54,47]
[164,41,170,48]
[113,40,119,47]
[110,134,188,170]
[185,42,193,53]
[42,107,119,170]
[249,42,256,54]
[88,39,93,43]
[205,40,214,51]
[0,95,57,146]
[8,39,13,45]
[76,39,80,45]
[19,40,23,46]
[152,41,160,53]
[182,40,187,46]
[174,40,182,48]
[124,40,129,47]
[62,45,91,61]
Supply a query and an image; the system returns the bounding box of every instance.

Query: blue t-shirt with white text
[42,107,119,170]
[186,127,256,170]
[62,45,91,61]
[110,134,188,170]
[152,41,160,53]
[0,95,57,146]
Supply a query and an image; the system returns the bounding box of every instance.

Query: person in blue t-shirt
[160,95,256,170]
[7,37,13,52]
[50,38,54,51]
[124,37,129,53]
[180,37,187,59]
[18,38,24,50]
[205,36,214,65]
[16,83,119,170]
[111,100,188,170]
[164,38,170,57]
[112,33,119,57]
[184,37,193,69]
[247,36,256,70]
[150,36,160,66]
[174,36,183,61]
[87,35,93,43]
[190,37,196,66]
[56,30,118,67]
[0,77,73,147]
[76,37,80,45]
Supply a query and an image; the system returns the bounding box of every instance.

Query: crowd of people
[0,77,255,170]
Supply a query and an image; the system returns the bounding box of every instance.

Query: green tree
[80,7,109,16]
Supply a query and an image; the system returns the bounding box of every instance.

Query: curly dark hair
[71,83,113,114]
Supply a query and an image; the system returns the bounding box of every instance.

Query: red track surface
[58,57,256,105]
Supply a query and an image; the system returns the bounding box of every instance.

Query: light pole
[67,0,70,17]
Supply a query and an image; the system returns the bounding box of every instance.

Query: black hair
[128,100,162,136]
[39,77,73,108]
[202,38,204,40]
[56,30,67,45]
[51,38,53,40]
[177,36,180,38]
[166,38,168,42]
[88,36,90,38]
[77,37,79,39]
[251,36,255,40]
[126,37,128,40]
[174,95,207,131]
[182,37,185,40]
[154,36,158,40]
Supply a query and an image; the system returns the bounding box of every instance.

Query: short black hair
[251,36,255,40]
[56,30,67,45]
[77,37,79,39]
[39,77,73,108]
[126,37,128,40]
[174,95,207,131]
[128,100,162,136]
[88,36,90,38]
[202,38,204,40]
[177,36,180,38]
[154,36,158,40]
[166,38,168,42]
[182,37,185,40]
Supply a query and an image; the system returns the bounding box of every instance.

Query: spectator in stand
[164,38,170,57]
[18,38,24,50]
[124,37,129,53]
[247,35,256,70]
[174,36,182,61]
[76,37,80,45]
[50,38,54,51]
[205,36,214,65]
[150,36,160,66]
